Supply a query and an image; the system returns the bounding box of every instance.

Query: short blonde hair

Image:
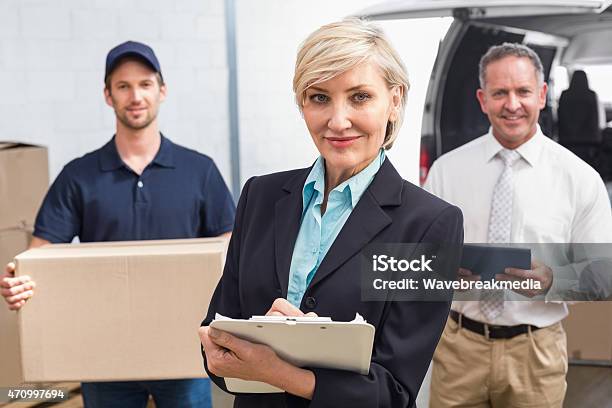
[293,18,410,149]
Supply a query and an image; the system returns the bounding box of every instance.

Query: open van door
[358,1,611,20]
[356,0,612,183]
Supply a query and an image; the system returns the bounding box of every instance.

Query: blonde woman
[199,19,463,407]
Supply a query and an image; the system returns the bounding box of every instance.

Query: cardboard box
[3,238,226,384]
[0,228,32,268]
[0,142,49,231]
[0,271,24,387]
[0,142,48,387]
[564,302,612,362]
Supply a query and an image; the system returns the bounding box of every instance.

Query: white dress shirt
[424,127,612,327]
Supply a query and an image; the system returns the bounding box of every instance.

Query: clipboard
[209,314,375,393]
[461,244,531,281]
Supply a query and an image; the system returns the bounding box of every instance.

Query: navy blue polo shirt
[34,135,235,243]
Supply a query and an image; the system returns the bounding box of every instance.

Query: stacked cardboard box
[565,302,612,362]
[0,142,49,266]
[0,143,49,387]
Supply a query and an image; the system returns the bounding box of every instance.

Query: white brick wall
[72,9,119,40]
[0,6,19,39]
[21,7,72,39]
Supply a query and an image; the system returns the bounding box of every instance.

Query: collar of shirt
[302,149,387,211]
[98,133,175,172]
[483,125,545,167]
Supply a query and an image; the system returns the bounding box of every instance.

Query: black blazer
[202,159,463,408]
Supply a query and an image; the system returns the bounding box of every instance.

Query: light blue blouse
[286,149,386,307]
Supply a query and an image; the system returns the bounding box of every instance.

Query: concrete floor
[564,364,612,408]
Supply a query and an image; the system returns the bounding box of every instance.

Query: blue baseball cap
[104,41,162,81]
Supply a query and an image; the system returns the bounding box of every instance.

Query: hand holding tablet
[460,245,531,281]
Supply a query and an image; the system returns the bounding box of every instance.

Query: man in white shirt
[425,43,612,407]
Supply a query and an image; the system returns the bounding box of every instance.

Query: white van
[358,1,612,193]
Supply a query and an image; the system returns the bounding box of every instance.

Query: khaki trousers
[430,317,567,408]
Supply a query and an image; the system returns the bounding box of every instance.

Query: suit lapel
[308,159,403,288]
[308,191,391,288]
[274,169,310,297]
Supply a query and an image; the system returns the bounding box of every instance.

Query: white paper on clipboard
[209,313,375,393]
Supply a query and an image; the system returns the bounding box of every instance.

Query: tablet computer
[460,245,531,281]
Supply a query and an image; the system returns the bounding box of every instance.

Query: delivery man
[0,41,235,408]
